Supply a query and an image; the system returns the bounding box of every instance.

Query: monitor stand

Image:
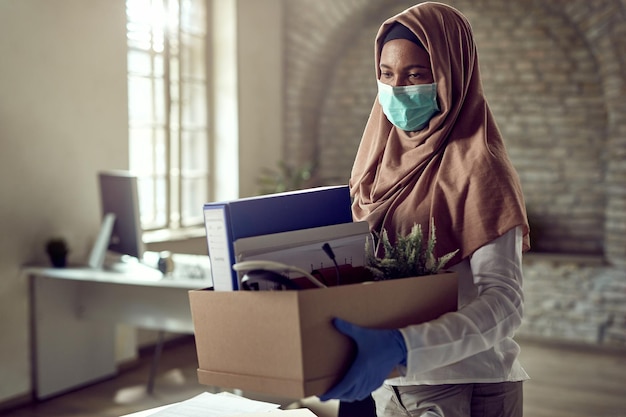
[88,214,162,280]
[87,213,116,270]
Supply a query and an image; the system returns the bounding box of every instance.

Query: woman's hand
[319,318,407,402]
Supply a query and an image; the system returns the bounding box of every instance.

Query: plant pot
[45,238,69,268]
[49,254,67,268]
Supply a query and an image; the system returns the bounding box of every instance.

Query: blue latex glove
[319,318,407,402]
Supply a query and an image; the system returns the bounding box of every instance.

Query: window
[126,0,209,231]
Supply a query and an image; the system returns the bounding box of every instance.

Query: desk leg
[31,275,117,399]
[147,330,165,394]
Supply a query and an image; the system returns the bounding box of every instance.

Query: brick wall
[281,0,626,348]
[520,254,626,348]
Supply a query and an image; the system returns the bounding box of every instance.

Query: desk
[25,265,211,400]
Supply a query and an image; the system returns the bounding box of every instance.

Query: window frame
[126,0,211,234]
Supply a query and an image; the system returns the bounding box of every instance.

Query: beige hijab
[351,2,530,266]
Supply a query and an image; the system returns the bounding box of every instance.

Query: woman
[319,3,531,416]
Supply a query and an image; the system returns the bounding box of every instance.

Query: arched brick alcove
[282,0,626,347]
[556,0,626,269]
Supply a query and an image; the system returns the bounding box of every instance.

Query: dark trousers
[338,395,377,417]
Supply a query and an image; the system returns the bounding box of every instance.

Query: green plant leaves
[365,218,458,280]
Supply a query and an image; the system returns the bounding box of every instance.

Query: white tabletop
[23,264,211,290]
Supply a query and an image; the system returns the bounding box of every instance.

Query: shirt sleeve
[399,226,525,376]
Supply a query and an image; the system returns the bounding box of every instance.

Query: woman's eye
[380,72,392,79]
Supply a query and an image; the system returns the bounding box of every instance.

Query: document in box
[230,410,318,417]
[233,221,371,285]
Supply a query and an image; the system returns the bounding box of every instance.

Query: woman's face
[379,39,434,86]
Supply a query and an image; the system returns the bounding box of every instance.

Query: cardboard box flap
[197,368,333,400]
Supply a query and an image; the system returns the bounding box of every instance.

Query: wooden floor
[518,338,626,417]
[2,336,625,417]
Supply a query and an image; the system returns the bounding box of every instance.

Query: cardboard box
[189,271,457,399]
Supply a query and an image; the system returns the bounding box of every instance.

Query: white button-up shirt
[390,226,529,385]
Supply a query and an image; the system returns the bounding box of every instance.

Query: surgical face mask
[377,80,439,131]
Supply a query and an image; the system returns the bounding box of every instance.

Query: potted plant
[45,237,69,268]
[365,218,458,280]
[256,161,315,195]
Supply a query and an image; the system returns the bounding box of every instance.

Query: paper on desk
[144,392,280,417]
[230,409,317,417]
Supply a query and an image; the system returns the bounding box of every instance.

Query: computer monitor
[99,170,145,258]
[88,170,145,269]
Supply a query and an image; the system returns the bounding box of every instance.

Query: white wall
[0,0,284,405]
[0,0,128,403]
[236,0,284,197]
[211,0,284,200]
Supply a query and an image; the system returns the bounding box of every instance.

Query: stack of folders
[203,185,358,291]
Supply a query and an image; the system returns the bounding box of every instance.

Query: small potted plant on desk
[45,237,69,268]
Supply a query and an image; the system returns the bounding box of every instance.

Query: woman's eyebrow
[379,63,430,71]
